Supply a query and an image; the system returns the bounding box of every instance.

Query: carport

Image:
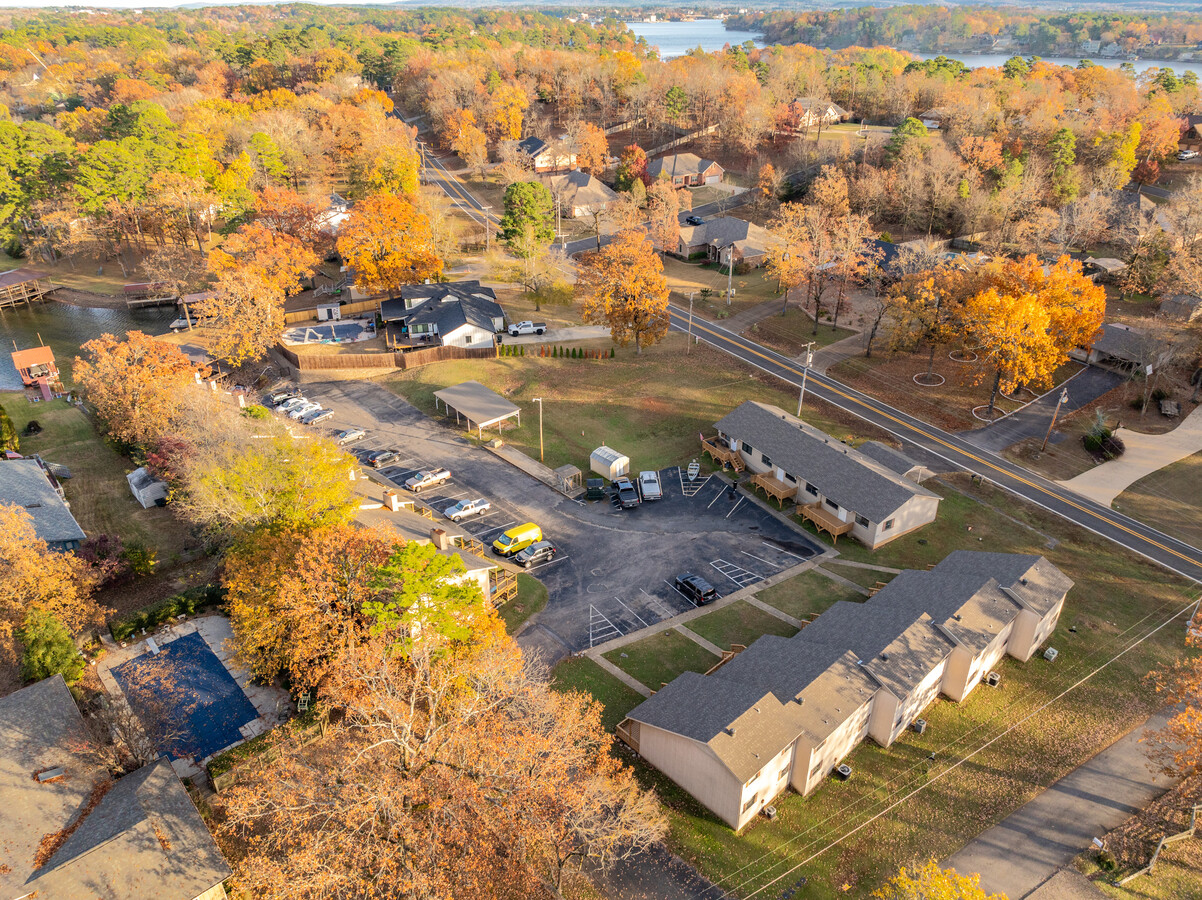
[434,380,521,439]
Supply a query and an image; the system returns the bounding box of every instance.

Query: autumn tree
[755,162,782,212]
[74,331,199,447]
[888,264,971,381]
[198,268,285,366]
[873,860,1005,900]
[615,144,649,191]
[488,82,528,142]
[336,193,443,297]
[208,223,319,296]
[450,112,490,180]
[573,122,609,173]
[252,186,332,258]
[578,230,670,355]
[1148,615,1202,778]
[140,244,208,302]
[646,175,680,253]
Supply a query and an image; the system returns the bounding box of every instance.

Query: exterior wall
[440,324,496,350]
[867,689,900,745]
[886,657,949,745]
[799,699,873,795]
[862,495,941,549]
[637,724,745,828]
[1007,593,1066,662]
[736,741,797,829]
[193,882,229,900]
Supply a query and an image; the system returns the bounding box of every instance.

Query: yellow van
[493,522,542,557]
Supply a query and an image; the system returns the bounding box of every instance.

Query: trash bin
[586,478,606,501]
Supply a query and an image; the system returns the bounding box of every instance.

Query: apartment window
[743,794,759,813]
[805,482,818,496]
[884,518,896,530]
[810,759,824,777]
[778,766,790,781]
[855,514,870,527]
[761,453,772,467]
[740,441,752,453]
[824,498,840,511]
[784,473,797,484]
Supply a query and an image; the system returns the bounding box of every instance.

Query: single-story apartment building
[0,457,85,551]
[379,281,505,349]
[647,153,724,187]
[678,217,779,268]
[0,675,233,900]
[515,136,576,173]
[542,171,620,218]
[619,551,1073,830]
[712,401,940,548]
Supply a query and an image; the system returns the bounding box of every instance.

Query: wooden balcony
[799,501,855,543]
[750,472,796,508]
[616,718,639,753]
[700,436,745,472]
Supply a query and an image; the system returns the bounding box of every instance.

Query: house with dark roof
[378,281,505,350]
[1070,322,1160,374]
[785,97,851,132]
[1159,294,1202,323]
[618,552,1072,829]
[712,402,940,548]
[0,675,232,900]
[678,217,779,267]
[541,171,620,218]
[647,153,724,187]
[515,136,576,173]
[0,458,85,551]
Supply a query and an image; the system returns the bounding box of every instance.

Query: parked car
[614,477,640,509]
[514,540,558,568]
[493,522,542,557]
[685,215,705,226]
[638,470,662,501]
[508,320,547,336]
[366,449,397,468]
[267,390,298,405]
[276,397,308,413]
[335,428,366,444]
[404,468,452,492]
[1179,149,1199,160]
[304,409,334,424]
[674,573,719,606]
[444,498,490,521]
[289,402,320,419]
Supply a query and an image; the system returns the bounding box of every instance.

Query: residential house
[0,457,85,551]
[678,217,779,268]
[516,136,576,173]
[647,153,725,187]
[0,675,233,900]
[785,97,850,132]
[378,281,505,349]
[1080,39,1102,54]
[711,401,940,548]
[1178,115,1202,152]
[1160,294,1202,323]
[1070,322,1159,374]
[542,171,620,218]
[619,551,1072,830]
[918,108,947,129]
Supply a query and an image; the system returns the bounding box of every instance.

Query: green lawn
[603,629,719,691]
[686,600,798,650]
[820,562,895,591]
[387,335,878,473]
[1114,451,1202,552]
[747,308,856,357]
[0,393,194,562]
[660,255,782,319]
[496,573,548,634]
[755,570,865,621]
[550,657,647,732]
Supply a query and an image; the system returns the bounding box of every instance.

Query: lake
[626,19,765,58]
[0,301,175,392]
[910,50,1202,79]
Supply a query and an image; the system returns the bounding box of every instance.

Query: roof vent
[856,659,865,666]
[879,653,889,661]
[953,614,962,621]
[726,726,737,737]
[1020,577,1029,585]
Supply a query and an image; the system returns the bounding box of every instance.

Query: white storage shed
[127,467,169,508]
[590,445,630,480]
[316,301,342,321]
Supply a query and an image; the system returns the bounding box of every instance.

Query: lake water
[911,51,1202,79]
[0,301,175,392]
[626,19,765,58]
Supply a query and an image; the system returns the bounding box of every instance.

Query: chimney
[384,490,403,512]
[431,527,453,551]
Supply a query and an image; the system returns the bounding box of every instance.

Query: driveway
[300,380,823,662]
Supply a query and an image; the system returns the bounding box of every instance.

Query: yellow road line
[672,309,1202,571]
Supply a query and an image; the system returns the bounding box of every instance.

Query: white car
[638,470,662,501]
[444,498,491,521]
[289,402,320,419]
[336,428,366,444]
[277,397,308,413]
[1178,150,1199,161]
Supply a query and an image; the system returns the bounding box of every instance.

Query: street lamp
[1041,388,1071,452]
[533,397,544,462]
[797,342,816,416]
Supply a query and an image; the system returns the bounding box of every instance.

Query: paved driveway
[301,380,823,662]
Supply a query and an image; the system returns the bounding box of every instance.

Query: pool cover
[111,631,260,761]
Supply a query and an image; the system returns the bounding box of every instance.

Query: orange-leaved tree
[336,192,443,297]
[198,268,286,366]
[646,175,680,253]
[1147,618,1202,778]
[207,222,319,296]
[253,186,332,257]
[578,230,670,355]
[74,330,200,447]
[574,122,610,174]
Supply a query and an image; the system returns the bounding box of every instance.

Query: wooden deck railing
[799,501,855,542]
[750,472,796,507]
[700,436,745,472]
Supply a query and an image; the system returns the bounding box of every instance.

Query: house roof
[433,380,520,428]
[1089,323,1146,362]
[714,401,939,521]
[679,217,778,258]
[517,136,549,157]
[791,97,850,118]
[647,153,722,179]
[0,677,232,900]
[380,281,505,334]
[543,171,619,208]
[1160,294,1202,321]
[11,345,56,370]
[856,441,926,481]
[0,268,50,290]
[0,458,86,544]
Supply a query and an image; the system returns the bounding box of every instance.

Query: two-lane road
[669,306,1202,584]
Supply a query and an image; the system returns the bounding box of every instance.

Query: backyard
[661,255,781,320]
[755,569,866,621]
[685,600,797,651]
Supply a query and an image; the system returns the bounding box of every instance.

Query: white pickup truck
[508,320,547,336]
[404,468,452,492]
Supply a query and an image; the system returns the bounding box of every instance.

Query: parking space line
[641,589,675,619]
[725,497,746,518]
[664,580,696,604]
[710,558,763,588]
[589,605,624,648]
[706,484,727,509]
[526,555,569,571]
[477,520,517,537]
[740,549,780,568]
[614,597,650,629]
[763,541,809,562]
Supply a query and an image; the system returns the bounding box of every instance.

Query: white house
[379,281,505,349]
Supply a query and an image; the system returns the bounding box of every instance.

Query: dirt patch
[1083,775,1202,877]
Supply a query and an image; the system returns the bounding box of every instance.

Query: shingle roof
[679,217,778,258]
[714,402,939,521]
[0,458,86,544]
[647,152,721,179]
[856,441,924,480]
[380,281,504,334]
[1089,323,1146,362]
[517,136,548,157]
[543,171,619,208]
[0,268,50,290]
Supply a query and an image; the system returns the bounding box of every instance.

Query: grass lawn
[497,573,548,635]
[582,473,1198,898]
[603,629,719,691]
[1078,841,1202,900]
[550,657,647,732]
[686,600,798,650]
[386,334,889,473]
[756,570,866,621]
[0,393,194,562]
[819,562,895,591]
[660,255,782,320]
[1114,451,1202,550]
[747,308,856,357]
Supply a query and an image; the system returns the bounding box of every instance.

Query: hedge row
[110,584,226,643]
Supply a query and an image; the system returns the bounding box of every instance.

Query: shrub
[241,404,270,420]
[110,584,226,643]
[1083,411,1125,460]
[19,611,85,684]
[519,345,525,356]
[0,403,17,453]
[120,541,157,577]
[1096,850,1117,873]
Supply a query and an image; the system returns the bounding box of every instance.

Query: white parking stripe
[614,597,649,629]
[764,541,809,562]
[706,485,727,509]
[740,550,779,568]
[477,520,517,537]
[525,555,569,571]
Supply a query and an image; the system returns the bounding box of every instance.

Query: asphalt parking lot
[301,380,825,663]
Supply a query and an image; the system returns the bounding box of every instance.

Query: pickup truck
[638,470,662,501]
[444,498,490,521]
[404,468,452,492]
[508,320,547,336]
[613,477,640,509]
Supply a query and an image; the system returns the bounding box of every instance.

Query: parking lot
[302,380,826,662]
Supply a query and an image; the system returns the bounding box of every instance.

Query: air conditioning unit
[985,671,1001,687]
[762,805,778,820]
[912,719,928,734]
[835,764,852,781]
[1043,647,1059,662]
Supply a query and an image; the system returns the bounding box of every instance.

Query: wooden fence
[283,297,380,324]
[1118,804,1202,885]
[277,343,497,371]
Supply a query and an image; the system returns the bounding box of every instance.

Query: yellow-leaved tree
[873,860,1006,900]
[577,230,670,355]
[336,193,443,298]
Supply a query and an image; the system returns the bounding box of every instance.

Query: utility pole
[533,397,544,461]
[482,205,492,252]
[726,244,734,306]
[687,291,695,355]
[1041,388,1071,452]
[797,342,816,416]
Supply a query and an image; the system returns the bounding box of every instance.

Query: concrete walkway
[945,709,1179,899]
[810,331,870,374]
[1059,404,1202,506]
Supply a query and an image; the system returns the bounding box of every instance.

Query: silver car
[289,402,320,419]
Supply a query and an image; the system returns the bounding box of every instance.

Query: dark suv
[614,477,640,509]
[685,215,704,226]
[514,540,558,568]
[366,449,397,468]
[675,573,719,606]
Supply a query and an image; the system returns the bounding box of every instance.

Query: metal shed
[127,467,169,509]
[590,445,629,480]
[433,381,521,439]
[316,301,342,321]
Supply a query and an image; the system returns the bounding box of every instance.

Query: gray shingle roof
[679,217,778,258]
[856,441,925,480]
[647,152,721,179]
[1089,323,1146,362]
[714,402,939,521]
[542,171,619,208]
[380,281,504,334]
[0,458,86,545]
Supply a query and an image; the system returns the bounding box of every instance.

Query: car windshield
[497,534,513,546]
[451,502,465,511]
